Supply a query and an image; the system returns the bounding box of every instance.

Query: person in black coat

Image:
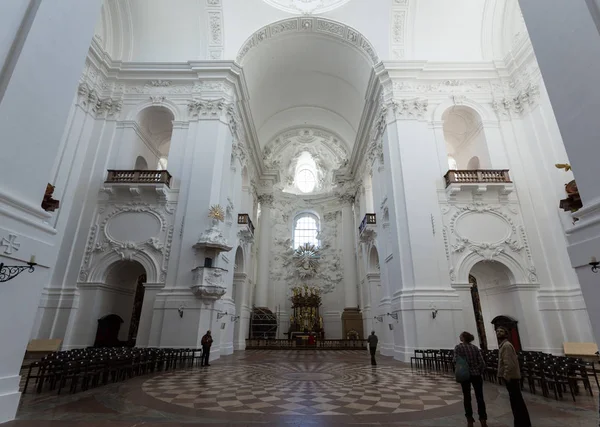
[367,331,378,366]
[200,330,213,367]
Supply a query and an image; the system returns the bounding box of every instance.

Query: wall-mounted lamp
[178,305,185,318]
[217,311,228,320]
[386,312,398,321]
[432,309,439,319]
[231,315,240,322]
[590,257,599,273]
[0,257,36,283]
[374,315,384,323]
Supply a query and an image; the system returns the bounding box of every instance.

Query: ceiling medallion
[262,0,352,15]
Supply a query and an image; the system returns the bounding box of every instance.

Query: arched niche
[442,105,491,170]
[134,155,148,170]
[368,246,380,274]
[234,246,245,275]
[117,105,175,171]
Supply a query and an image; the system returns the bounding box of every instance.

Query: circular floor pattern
[141,361,464,417]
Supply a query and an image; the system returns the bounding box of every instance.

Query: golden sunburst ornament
[208,204,225,222]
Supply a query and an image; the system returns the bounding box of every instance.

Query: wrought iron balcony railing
[105,170,172,187]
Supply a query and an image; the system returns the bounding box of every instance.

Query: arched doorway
[92,260,147,347]
[469,274,488,351]
[468,260,520,350]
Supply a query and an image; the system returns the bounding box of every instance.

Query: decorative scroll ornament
[293,243,321,279]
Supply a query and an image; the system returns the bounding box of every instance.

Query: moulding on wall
[79,202,175,284]
[440,199,538,285]
[236,17,379,65]
[206,0,224,60]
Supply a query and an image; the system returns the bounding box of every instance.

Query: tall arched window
[293,213,319,248]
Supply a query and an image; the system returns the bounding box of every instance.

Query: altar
[287,285,324,340]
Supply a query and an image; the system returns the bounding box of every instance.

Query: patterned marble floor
[7,350,599,426]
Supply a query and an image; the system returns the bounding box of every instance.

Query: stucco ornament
[262,0,351,14]
[293,243,320,278]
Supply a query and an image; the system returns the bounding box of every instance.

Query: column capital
[338,193,355,205]
[257,194,274,207]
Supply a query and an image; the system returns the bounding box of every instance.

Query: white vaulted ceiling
[262,0,352,15]
[239,22,374,151]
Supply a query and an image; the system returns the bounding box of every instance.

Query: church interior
[1,0,600,425]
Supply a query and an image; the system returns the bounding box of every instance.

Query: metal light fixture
[178,305,185,318]
[230,315,240,322]
[0,257,36,283]
[386,312,398,321]
[374,315,383,323]
[590,257,599,273]
[217,311,228,320]
[432,309,439,319]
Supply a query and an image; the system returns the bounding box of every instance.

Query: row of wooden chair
[23,347,203,395]
[410,348,599,402]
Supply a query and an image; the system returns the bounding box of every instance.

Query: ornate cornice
[237,17,379,65]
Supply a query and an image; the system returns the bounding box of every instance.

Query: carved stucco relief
[269,195,343,294]
[440,201,537,284]
[79,202,175,283]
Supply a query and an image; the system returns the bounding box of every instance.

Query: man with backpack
[454,331,488,427]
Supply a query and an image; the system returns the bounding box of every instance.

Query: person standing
[200,330,213,367]
[454,331,488,427]
[367,331,378,366]
[497,327,531,427]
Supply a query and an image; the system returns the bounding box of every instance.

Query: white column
[254,194,273,307]
[0,0,102,210]
[518,0,600,344]
[341,197,358,308]
[0,1,102,423]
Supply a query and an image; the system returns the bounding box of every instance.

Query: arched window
[293,213,319,248]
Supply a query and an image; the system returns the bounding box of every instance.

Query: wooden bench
[564,342,599,362]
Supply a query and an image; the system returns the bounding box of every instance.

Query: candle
[29,255,36,264]
[592,256,598,264]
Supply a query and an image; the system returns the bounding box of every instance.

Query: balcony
[444,170,513,198]
[359,213,376,235]
[102,170,173,203]
[238,213,255,236]
[105,170,172,187]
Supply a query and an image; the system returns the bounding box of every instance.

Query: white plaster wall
[412,0,486,61]
[0,0,31,73]
[127,0,204,61]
